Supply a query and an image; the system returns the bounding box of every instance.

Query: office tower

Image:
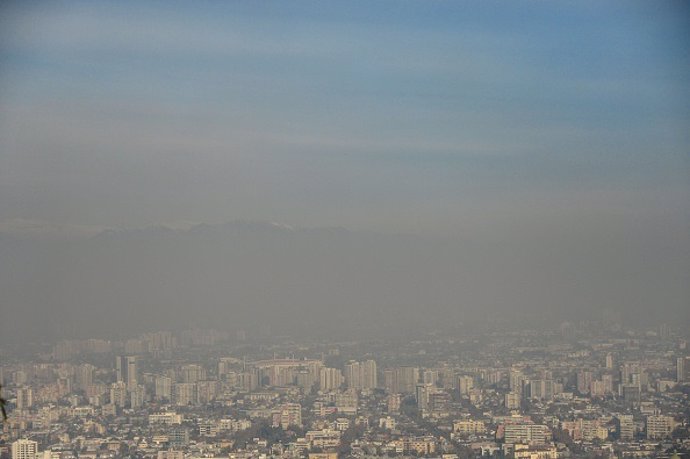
[416,383,432,410]
[116,356,138,390]
[677,356,690,383]
[458,375,474,397]
[16,387,33,410]
[126,356,138,389]
[319,367,344,391]
[415,383,434,411]
[622,363,642,387]
[622,384,641,407]
[12,440,38,459]
[116,356,127,383]
[617,415,634,441]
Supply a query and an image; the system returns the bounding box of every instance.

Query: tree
[0,385,7,420]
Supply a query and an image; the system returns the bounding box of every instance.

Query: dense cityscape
[2,319,689,459]
[1,4,689,459]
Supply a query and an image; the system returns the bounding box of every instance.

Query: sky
[0,1,688,340]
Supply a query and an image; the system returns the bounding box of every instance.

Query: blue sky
[0,0,688,235]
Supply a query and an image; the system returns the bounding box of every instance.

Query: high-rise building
[116,356,138,390]
[621,384,641,407]
[116,356,126,383]
[361,360,377,389]
[197,380,219,404]
[173,383,198,406]
[617,415,634,441]
[76,364,94,391]
[677,356,690,383]
[319,367,343,391]
[237,371,258,392]
[577,370,592,394]
[130,385,146,409]
[384,366,418,394]
[602,374,615,394]
[16,387,33,410]
[622,363,642,387]
[415,383,432,411]
[458,375,474,397]
[110,381,128,408]
[155,375,173,401]
[12,439,38,459]
[509,369,526,393]
[505,392,521,410]
[344,360,377,391]
[528,379,556,400]
[646,415,674,439]
[252,359,323,387]
[179,364,206,383]
[440,368,457,390]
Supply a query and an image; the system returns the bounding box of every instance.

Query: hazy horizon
[1,1,688,345]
